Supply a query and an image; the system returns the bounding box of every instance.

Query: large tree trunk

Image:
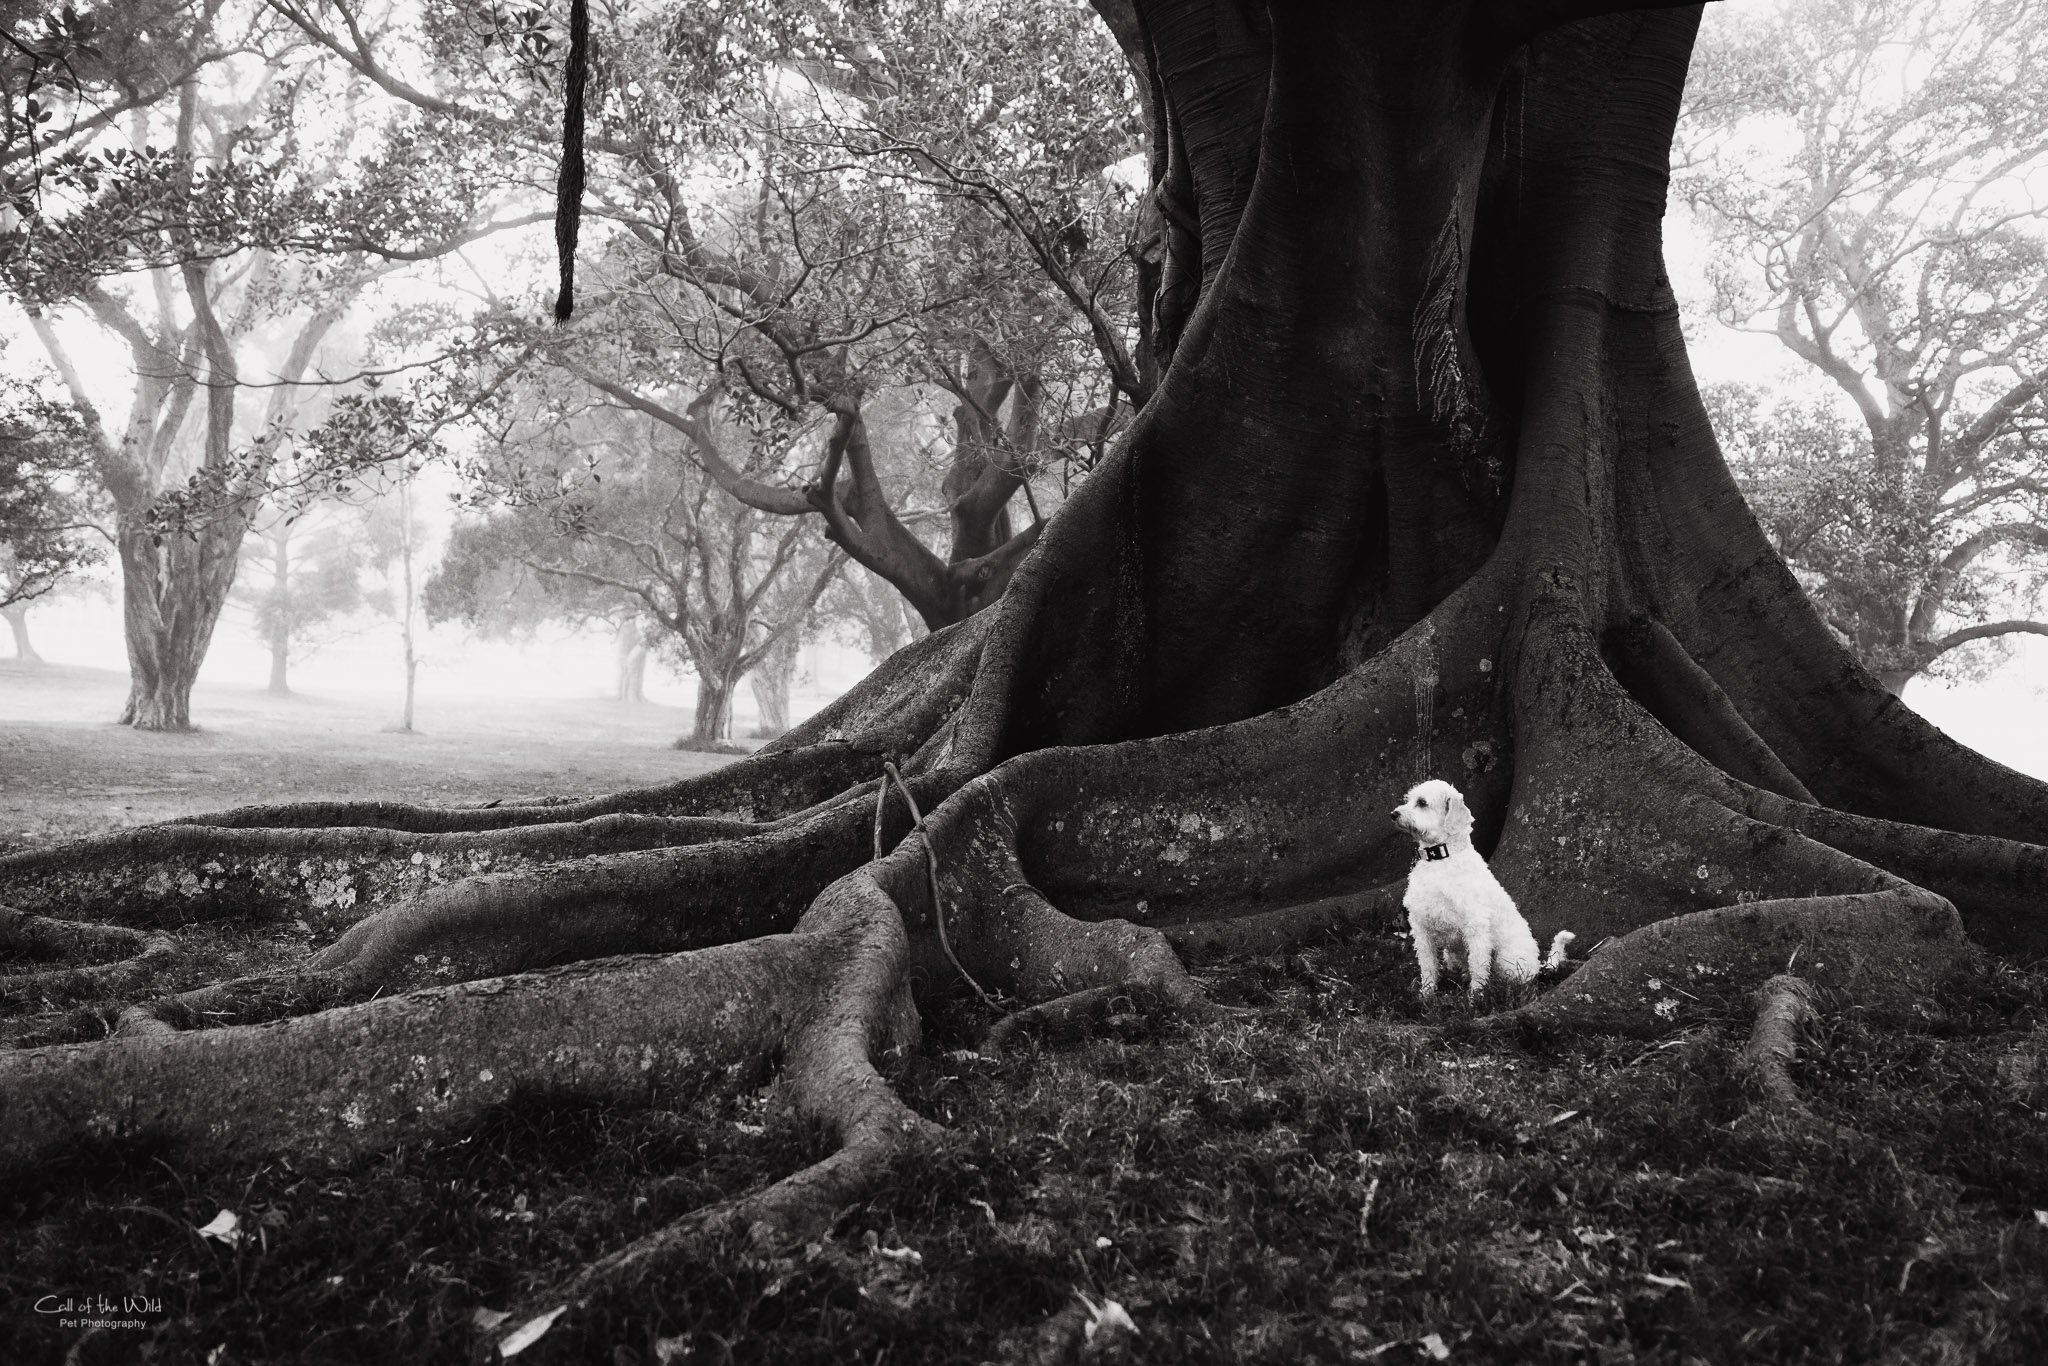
[2,604,37,664]
[7,6,2048,1356]
[683,670,736,750]
[115,514,242,732]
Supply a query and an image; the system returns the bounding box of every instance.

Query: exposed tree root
[1480,888,1972,1040]
[0,811,775,931]
[0,905,179,1008]
[1734,973,1817,1115]
[303,803,884,997]
[492,864,942,1352]
[1602,616,1816,804]
[0,904,154,960]
[1734,792,2048,956]
[1166,885,1402,963]
[119,969,352,1031]
[976,979,1196,1057]
[0,932,827,1176]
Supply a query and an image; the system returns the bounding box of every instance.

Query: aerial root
[0,906,180,1007]
[1734,973,1817,1114]
[880,760,1004,1012]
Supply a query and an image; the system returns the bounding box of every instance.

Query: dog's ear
[1445,790,1475,840]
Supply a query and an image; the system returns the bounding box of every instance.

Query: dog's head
[1390,778,1473,847]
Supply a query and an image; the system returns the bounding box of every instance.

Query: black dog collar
[1422,844,1450,862]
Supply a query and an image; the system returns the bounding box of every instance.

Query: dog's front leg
[1464,935,1495,998]
[1411,928,1441,998]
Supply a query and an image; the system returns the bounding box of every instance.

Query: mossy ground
[5,920,2045,1365]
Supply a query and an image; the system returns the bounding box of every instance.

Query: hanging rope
[553,0,590,321]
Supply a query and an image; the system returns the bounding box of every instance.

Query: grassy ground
[3,668,2046,1364]
[0,661,734,848]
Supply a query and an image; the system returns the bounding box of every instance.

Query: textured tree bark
[683,670,736,750]
[5,3,2047,1348]
[115,517,241,732]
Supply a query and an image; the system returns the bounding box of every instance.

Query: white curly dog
[1391,778,1572,998]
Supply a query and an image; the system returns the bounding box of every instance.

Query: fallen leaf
[498,1305,567,1357]
[195,1210,243,1246]
[874,1245,923,1266]
[1547,1109,1582,1126]
[1079,1292,1138,1344]
[1644,1273,1692,1290]
[472,1308,511,1331]
[1419,1331,1452,1359]
[2034,1209,2047,1228]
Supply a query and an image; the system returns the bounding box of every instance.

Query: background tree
[1678,0,2048,689]
[430,371,845,748]
[245,0,1143,630]
[526,0,1144,627]
[7,0,533,728]
[817,560,923,665]
[9,7,2048,1358]
[230,496,381,696]
[0,377,101,661]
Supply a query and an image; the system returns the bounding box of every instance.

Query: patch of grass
[5,927,2047,1363]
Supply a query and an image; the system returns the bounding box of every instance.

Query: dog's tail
[1543,931,1576,973]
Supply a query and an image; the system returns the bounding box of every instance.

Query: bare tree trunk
[115,517,241,732]
[266,522,292,695]
[614,615,649,703]
[396,473,418,733]
[3,604,38,664]
[746,630,800,736]
[686,672,735,749]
